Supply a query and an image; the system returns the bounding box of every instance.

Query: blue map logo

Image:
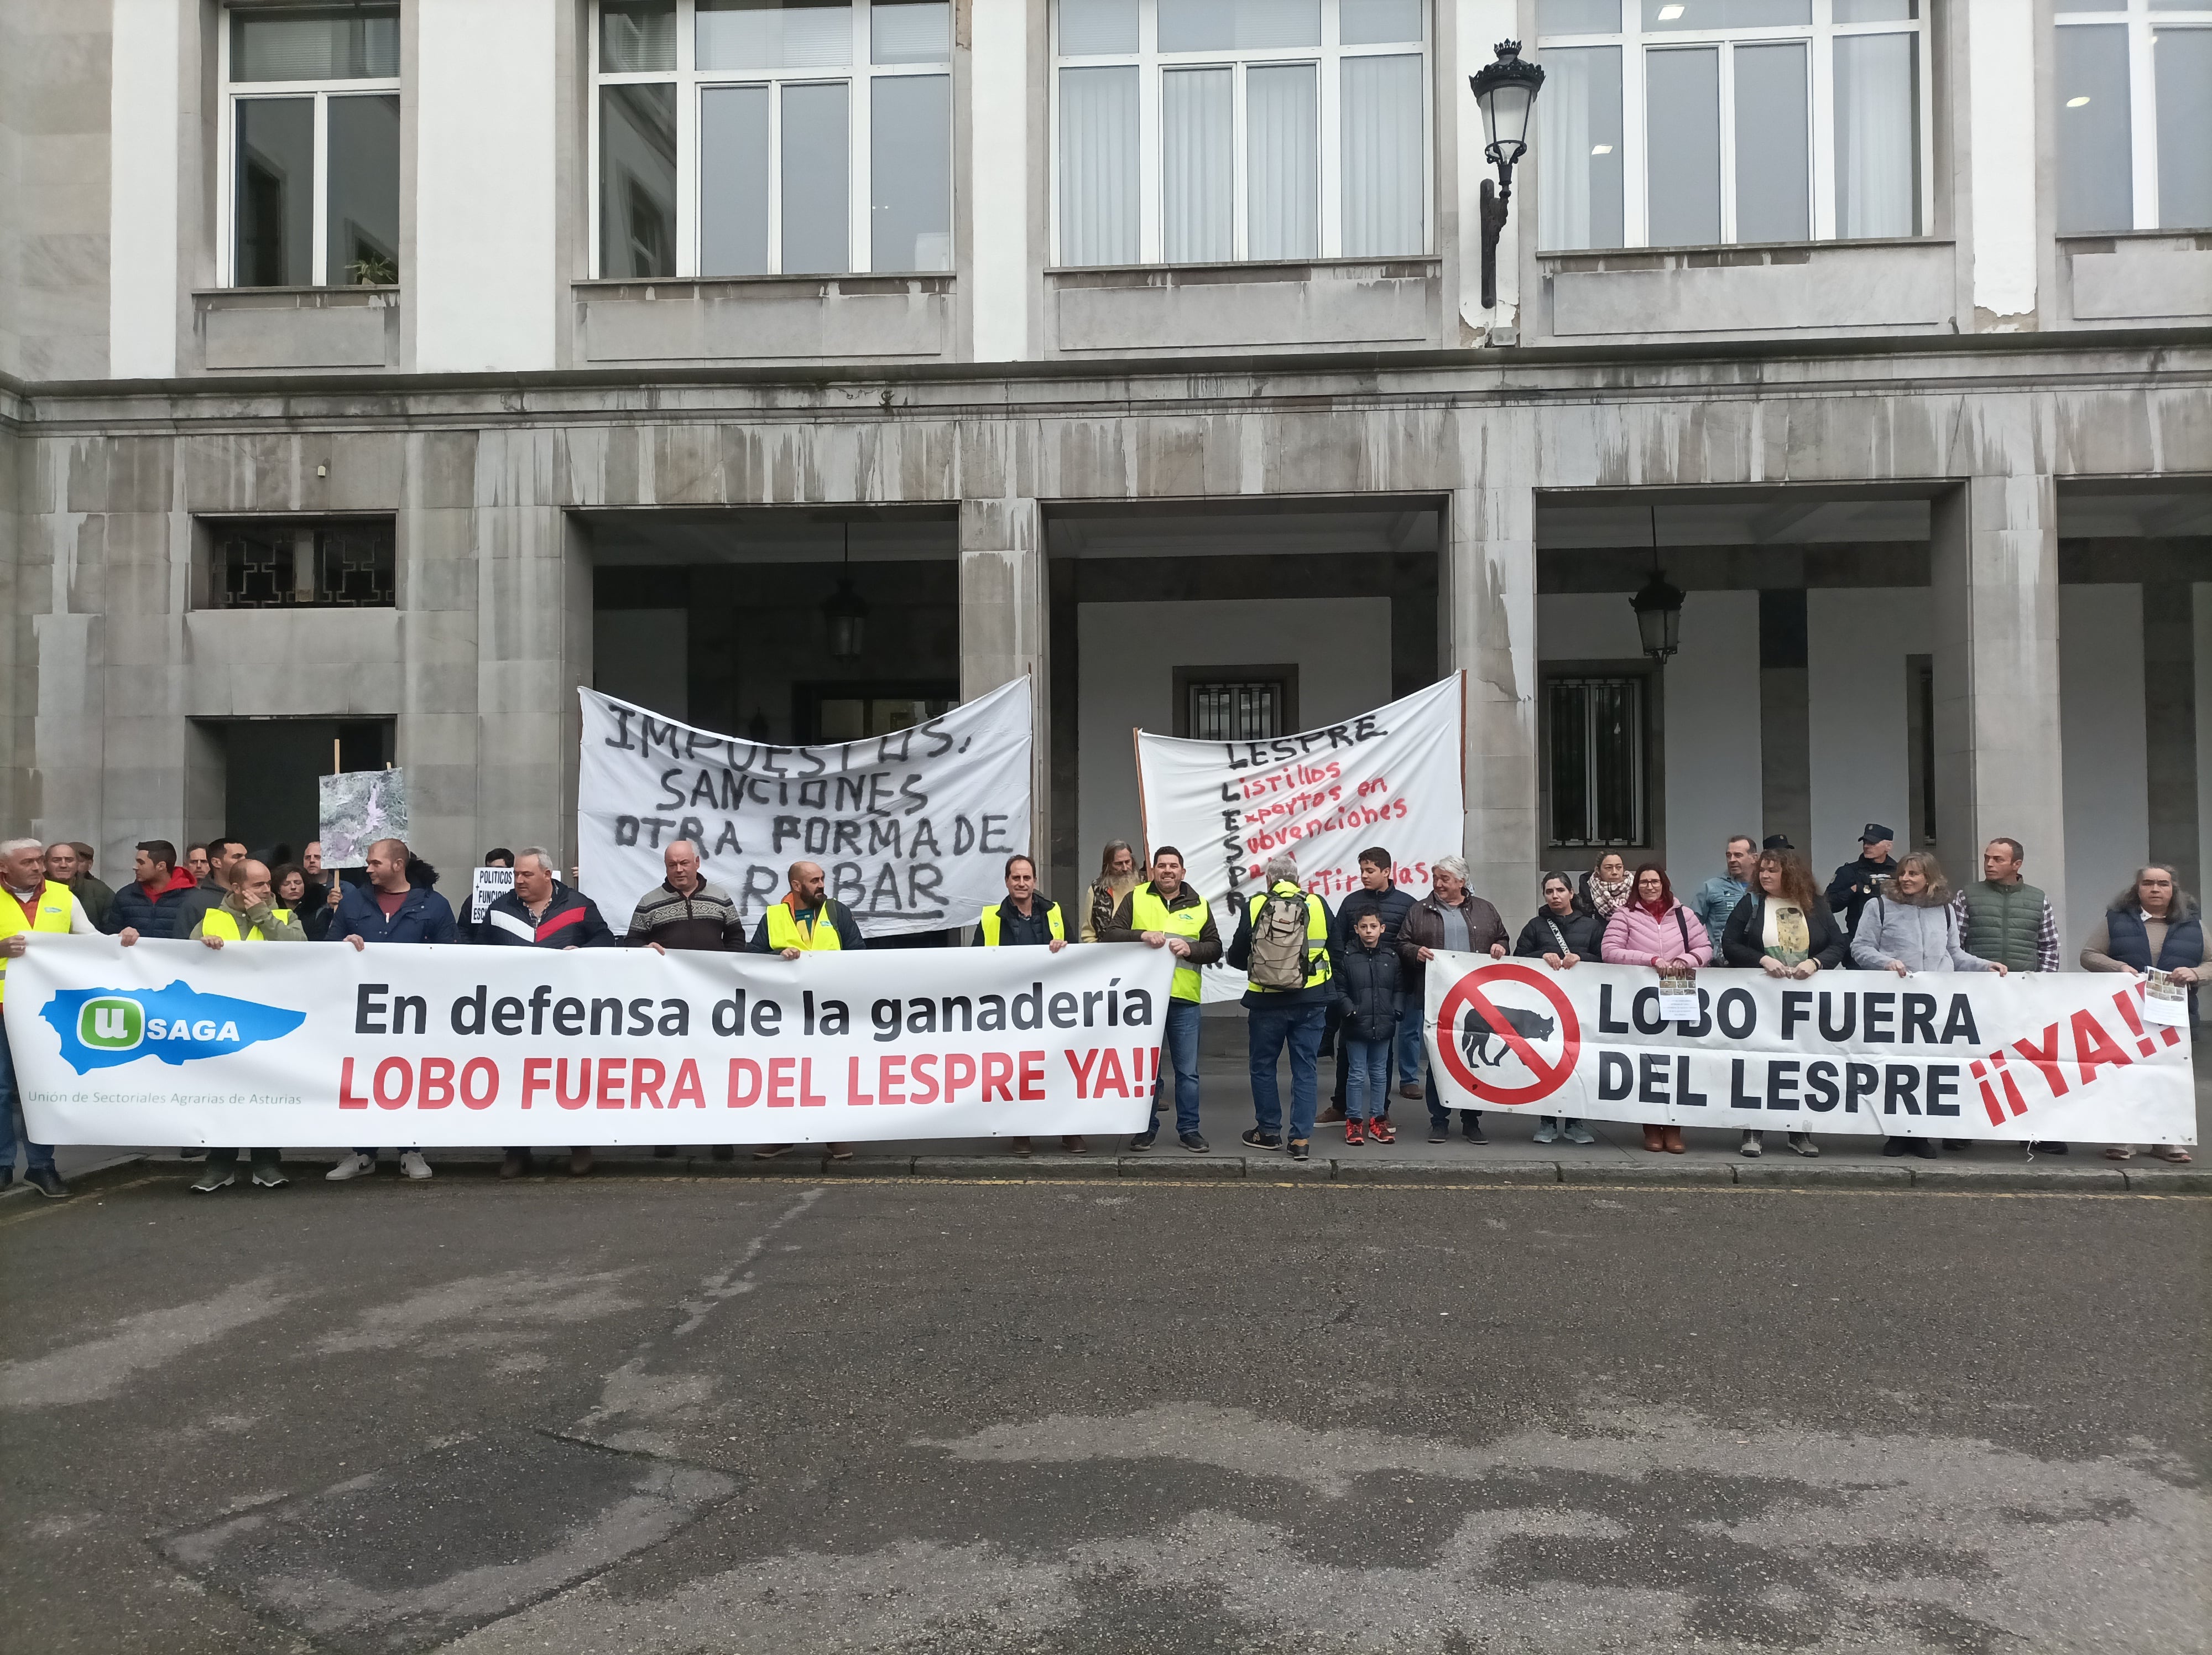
[39,982,307,1075]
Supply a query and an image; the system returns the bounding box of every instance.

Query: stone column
[1929,471,2066,924]
[958,497,1049,867]
[1444,483,1540,919]
[473,430,591,875]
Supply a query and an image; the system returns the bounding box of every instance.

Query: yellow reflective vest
[977,899,1066,946]
[0,881,75,1004]
[1128,882,1211,1003]
[1243,881,1333,993]
[766,901,844,952]
[199,905,294,943]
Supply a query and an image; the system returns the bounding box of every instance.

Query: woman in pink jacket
[1600,863,1712,1154]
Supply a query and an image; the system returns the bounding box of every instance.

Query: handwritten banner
[1423,956,2196,1142]
[577,680,1032,939]
[6,935,1172,1148]
[1134,676,1466,1001]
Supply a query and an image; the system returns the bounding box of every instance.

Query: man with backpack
[1225,852,1337,1163]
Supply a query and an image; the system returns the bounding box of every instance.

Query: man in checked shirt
[1952,836,2064,1153]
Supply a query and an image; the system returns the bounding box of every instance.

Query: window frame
[2054,0,2212,233]
[1048,0,1436,268]
[588,0,956,279]
[217,7,403,289]
[1540,664,1655,851]
[1533,0,1932,252]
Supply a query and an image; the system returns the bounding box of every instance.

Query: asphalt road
[2,1173,2205,1653]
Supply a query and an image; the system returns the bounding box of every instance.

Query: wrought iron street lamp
[1469,39,1543,313]
[1629,509,1683,663]
[821,524,870,660]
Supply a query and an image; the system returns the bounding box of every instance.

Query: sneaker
[1288,1138,1311,1162]
[24,1168,68,1199]
[1240,1128,1282,1152]
[191,1166,236,1193]
[1787,1133,1820,1159]
[1317,1104,1347,1125]
[2028,1141,2069,1154]
[1739,1132,1763,1159]
[1461,1118,1488,1146]
[399,1151,434,1180]
[1531,1121,1558,1146]
[1179,1131,1210,1153]
[1129,1127,1157,1152]
[251,1163,290,1189]
[1427,1124,1449,1144]
[1563,1123,1597,1146]
[1344,1120,1365,1146]
[326,1152,376,1182]
[1369,1119,1395,1144]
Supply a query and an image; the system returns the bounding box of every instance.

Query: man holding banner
[749,860,864,1162]
[1104,847,1219,1153]
[975,854,1081,1157]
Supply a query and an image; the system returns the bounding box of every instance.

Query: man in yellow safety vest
[1,836,102,1198]
[747,860,864,1162]
[972,854,1078,1157]
[183,858,304,1191]
[1225,851,1338,1164]
[1102,846,1221,1154]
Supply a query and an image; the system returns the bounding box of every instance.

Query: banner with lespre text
[6,935,1170,1148]
[577,680,1031,940]
[1133,675,1465,1002]
[1423,956,2194,1143]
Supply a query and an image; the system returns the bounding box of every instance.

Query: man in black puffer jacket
[482,848,615,1180]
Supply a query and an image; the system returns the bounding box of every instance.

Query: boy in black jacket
[1333,911,1401,1144]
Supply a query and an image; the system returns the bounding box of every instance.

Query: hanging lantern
[1630,571,1685,663]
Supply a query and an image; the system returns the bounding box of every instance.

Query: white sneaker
[399,1151,434,1180]
[1739,1132,1763,1158]
[326,1152,376,1182]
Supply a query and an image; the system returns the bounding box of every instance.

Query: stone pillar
[1929,472,2066,924]
[394,429,486,882]
[2143,581,2201,896]
[473,430,591,876]
[1445,483,1540,919]
[958,497,1048,867]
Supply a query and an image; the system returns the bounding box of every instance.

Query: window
[1545,674,1647,846]
[592,0,953,278]
[2054,1,2212,234]
[207,521,397,610]
[1173,665,1299,739]
[1052,0,1431,267]
[223,4,401,287]
[1533,0,1928,252]
[797,684,959,741]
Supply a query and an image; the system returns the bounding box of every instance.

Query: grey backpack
[1248,888,1314,990]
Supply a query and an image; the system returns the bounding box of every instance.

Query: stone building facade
[2,0,2208,949]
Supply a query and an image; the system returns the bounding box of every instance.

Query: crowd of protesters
[0,818,2199,1198]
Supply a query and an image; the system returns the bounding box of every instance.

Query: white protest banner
[6,935,1172,1148]
[577,680,1032,940]
[1134,676,1465,1000]
[1423,957,2196,1143]
[471,866,514,924]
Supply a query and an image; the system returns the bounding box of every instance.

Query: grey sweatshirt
[1850,895,1994,974]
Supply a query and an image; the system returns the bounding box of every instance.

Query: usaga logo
[40,982,306,1075]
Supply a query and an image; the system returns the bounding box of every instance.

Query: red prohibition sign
[1433,961,1582,1108]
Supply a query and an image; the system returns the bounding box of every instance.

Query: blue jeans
[1,1021,56,1177]
[1249,1002,1328,1144]
[1342,1037,1392,1121]
[1151,998,1203,1136]
[1394,988,1425,1085]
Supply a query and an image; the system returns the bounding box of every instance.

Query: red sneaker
[1369,1118,1396,1144]
[1343,1120,1365,1145]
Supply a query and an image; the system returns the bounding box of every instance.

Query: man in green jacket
[1952,836,2064,1154]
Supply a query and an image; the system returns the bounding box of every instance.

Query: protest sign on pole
[576,680,1032,940]
[1422,956,2196,1144]
[319,769,408,870]
[471,866,514,924]
[1133,676,1465,1001]
[6,935,1172,1148]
